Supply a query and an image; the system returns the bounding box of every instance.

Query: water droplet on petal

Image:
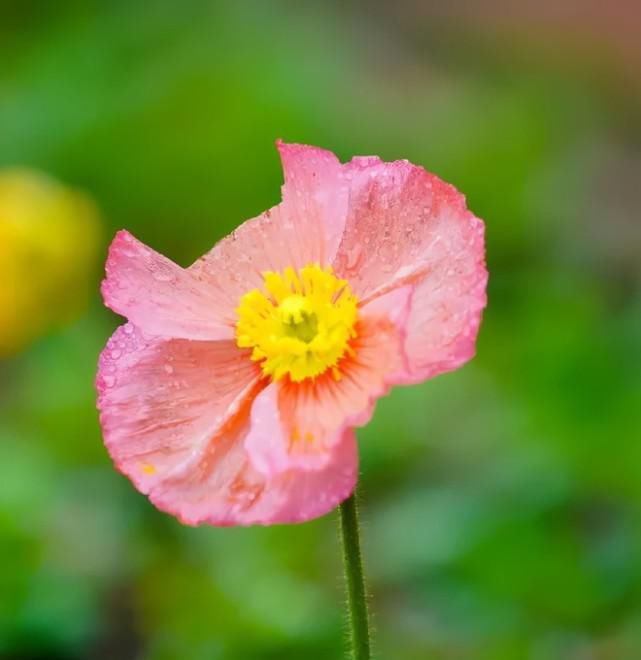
[152,269,174,282]
[345,245,363,270]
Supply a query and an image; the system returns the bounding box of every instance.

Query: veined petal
[97,323,357,526]
[276,139,348,263]
[101,231,234,340]
[266,428,358,525]
[97,323,261,494]
[187,142,347,324]
[334,157,487,381]
[150,417,358,526]
[403,251,487,381]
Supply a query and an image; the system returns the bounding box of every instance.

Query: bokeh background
[2,2,640,658]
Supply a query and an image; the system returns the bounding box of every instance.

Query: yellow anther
[236,264,358,382]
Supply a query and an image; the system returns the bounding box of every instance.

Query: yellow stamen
[236,264,358,382]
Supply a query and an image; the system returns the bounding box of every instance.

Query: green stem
[339,490,371,659]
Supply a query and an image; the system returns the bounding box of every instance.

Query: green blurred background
[1,2,640,658]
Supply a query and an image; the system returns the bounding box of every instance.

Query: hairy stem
[339,490,371,659]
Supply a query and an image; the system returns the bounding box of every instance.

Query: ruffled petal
[333,157,487,381]
[97,323,357,526]
[244,293,410,476]
[150,419,358,526]
[96,323,261,495]
[187,142,347,322]
[265,428,358,525]
[276,139,348,263]
[101,231,234,340]
[403,252,487,381]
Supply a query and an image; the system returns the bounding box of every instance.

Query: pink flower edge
[96,141,487,525]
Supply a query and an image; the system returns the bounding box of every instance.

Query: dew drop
[345,244,363,270]
[152,270,174,283]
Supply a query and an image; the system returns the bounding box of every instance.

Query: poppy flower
[96,141,487,525]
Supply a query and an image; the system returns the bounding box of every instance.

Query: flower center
[235,264,358,382]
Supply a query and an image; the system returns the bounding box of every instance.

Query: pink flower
[96,141,487,526]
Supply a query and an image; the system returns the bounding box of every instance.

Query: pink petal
[97,323,357,526]
[244,303,409,476]
[362,283,415,332]
[150,418,358,526]
[265,428,358,525]
[97,323,261,495]
[187,142,347,320]
[101,231,234,340]
[276,139,348,263]
[403,250,487,381]
[334,158,487,381]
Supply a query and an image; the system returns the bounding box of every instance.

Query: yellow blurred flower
[0,170,102,357]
